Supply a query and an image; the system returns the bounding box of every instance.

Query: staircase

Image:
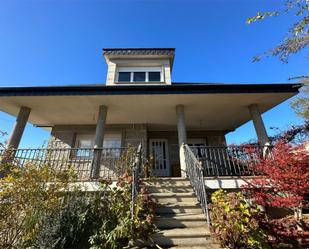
[142,177,220,249]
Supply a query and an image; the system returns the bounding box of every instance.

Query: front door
[149,139,170,177]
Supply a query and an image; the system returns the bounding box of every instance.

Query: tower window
[148,72,161,82]
[133,72,146,82]
[118,72,131,82]
[117,67,163,83]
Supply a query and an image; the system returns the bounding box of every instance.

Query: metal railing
[0,147,136,180]
[182,144,210,227]
[190,145,271,177]
[131,144,142,218]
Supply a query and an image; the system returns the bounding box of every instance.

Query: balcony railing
[190,145,271,177]
[0,147,136,181]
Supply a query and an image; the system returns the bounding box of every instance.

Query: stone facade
[48,124,226,178]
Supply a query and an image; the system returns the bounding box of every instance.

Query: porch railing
[0,147,136,180]
[189,145,271,177]
[182,144,210,227]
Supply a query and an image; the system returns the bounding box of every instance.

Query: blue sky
[0,0,307,147]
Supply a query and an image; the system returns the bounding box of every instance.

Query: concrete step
[142,177,189,182]
[142,178,191,187]
[146,185,193,193]
[155,213,207,229]
[151,227,213,247]
[156,203,203,215]
[150,192,197,203]
[171,245,221,249]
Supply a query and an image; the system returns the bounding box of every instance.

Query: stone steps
[151,227,213,247]
[143,177,219,248]
[150,192,197,203]
[145,185,194,193]
[155,213,207,229]
[156,202,203,215]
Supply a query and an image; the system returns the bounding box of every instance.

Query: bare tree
[247,0,309,120]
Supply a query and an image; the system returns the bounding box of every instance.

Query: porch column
[176,105,187,177]
[7,106,31,149]
[91,105,108,179]
[248,104,270,146]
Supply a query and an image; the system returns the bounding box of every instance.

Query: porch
[0,83,299,180]
[0,144,264,181]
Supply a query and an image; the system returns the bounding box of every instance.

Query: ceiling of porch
[0,92,295,131]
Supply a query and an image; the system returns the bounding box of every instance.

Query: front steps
[142,178,219,249]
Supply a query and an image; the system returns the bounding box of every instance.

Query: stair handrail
[181,143,210,227]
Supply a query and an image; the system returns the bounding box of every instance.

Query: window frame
[118,72,131,82]
[74,133,122,158]
[116,66,163,83]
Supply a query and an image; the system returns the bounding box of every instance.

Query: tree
[245,141,308,218]
[290,79,309,120]
[269,121,309,144]
[243,141,309,247]
[247,1,309,120]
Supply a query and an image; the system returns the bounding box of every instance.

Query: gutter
[0,83,302,97]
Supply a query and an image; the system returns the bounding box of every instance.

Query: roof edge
[0,83,301,97]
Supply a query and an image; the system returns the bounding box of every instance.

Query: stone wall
[48,124,148,150]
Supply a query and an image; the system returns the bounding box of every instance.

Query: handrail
[131,143,142,218]
[182,144,210,227]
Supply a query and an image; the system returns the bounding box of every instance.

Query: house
[0,48,302,247]
[0,48,300,181]
[0,48,300,177]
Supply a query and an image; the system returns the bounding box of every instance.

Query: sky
[0,0,307,148]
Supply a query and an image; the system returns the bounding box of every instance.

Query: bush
[0,163,156,249]
[260,216,309,249]
[0,164,74,249]
[89,173,156,249]
[210,189,269,249]
[31,192,95,249]
[0,135,156,248]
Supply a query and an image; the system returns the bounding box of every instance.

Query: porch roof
[0,83,299,96]
[0,83,300,131]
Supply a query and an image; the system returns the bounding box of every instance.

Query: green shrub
[0,149,156,249]
[31,192,95,249]
[89,173,156,249]
[0,164,74,249]
[210,189,270,249]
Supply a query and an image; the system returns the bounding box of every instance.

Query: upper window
[133,72,146,82]
[148,72,161,82]
[118,72,131,82]
[117,67,162,83]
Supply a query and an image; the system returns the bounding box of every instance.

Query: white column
[7,106,31,149]
[176,105,187,146]
[176,105,187,177]
[248,104,269,146]
[94,105,108,148]
[92,105,108,178]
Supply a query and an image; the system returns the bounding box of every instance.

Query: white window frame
[75,133,122,148]
[74,133,122,158]
[116,66,163,83]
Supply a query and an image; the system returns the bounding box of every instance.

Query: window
[148,72,161,82]
[75,135,94,158]
[75,133,122,158]
[133,72,146,82]
[118,72,131,82]
[117,67,162,83]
